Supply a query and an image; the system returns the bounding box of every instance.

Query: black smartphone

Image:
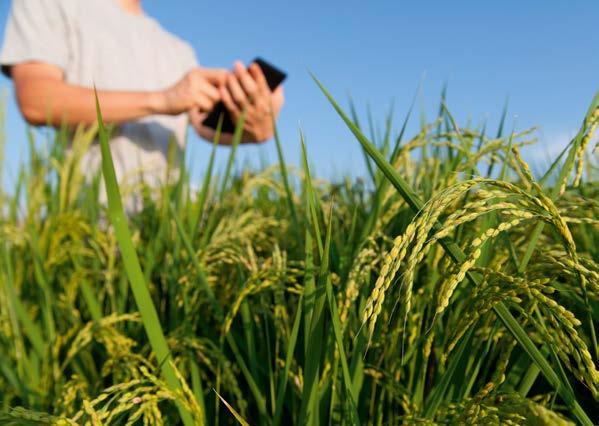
[202,57,287,133]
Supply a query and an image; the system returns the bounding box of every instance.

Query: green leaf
[94,90,195,426]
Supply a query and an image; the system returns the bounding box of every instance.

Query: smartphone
[202,57,287,133]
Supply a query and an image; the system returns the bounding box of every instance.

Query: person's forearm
[16,77,165,127]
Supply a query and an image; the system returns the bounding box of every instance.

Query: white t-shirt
[0,0,198,191]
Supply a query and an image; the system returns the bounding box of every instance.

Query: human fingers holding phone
[161,67,228,115]
[220,60,285,143]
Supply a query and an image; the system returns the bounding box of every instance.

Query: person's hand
[220,61,285,143]
[159,68,228,115]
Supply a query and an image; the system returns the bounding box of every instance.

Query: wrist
[147,91,167,115]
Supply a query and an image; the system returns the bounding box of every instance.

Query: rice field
[0,83,598,425]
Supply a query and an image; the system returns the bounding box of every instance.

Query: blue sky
[1,1,598,185]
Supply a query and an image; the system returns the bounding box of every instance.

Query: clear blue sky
[1,1,598,185]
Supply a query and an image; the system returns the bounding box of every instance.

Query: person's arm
[11,62,228,127]
[189,61,285,145]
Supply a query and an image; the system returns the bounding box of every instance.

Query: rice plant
[0,82,597,425]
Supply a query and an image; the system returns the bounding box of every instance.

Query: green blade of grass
[380,102,394,158]
[312,75,593,426]
[484,96,510,178]
[239,300,258,400]
[389,83,418,165]
[191,116,223,239]
[214,389,250,426]
[310,201,360,423]
[219,112,246,198]
[94,91,195,426]
[273,121,299,232]
[71,254,103,323]
[224,332,269,420]
[349,96,376,183]
[462,320,500,398]
[1,243,34,395]
[300,133,323,256]
[357,90,418,247]
[423,327,475,418]
[298,175,334,426]
[325,258,360,424]
[518,362,541,396]
[28,228,56,343]
[1,244,44,357]
[303,228,316,359]
[272,295,303,426]
[79,279,102,322]
[190,359,207,425]
[169,202,220,317]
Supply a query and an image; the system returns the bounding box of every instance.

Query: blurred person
[0,0,284,197]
